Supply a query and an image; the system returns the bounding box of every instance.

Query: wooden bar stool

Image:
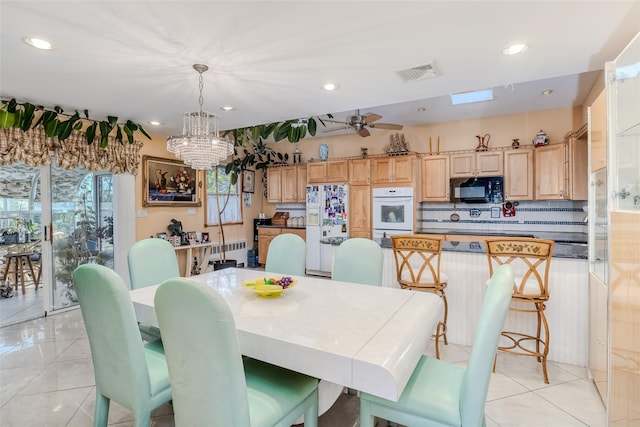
[391,235,448,359]
[2,252,40,295]
[484,237,554,383]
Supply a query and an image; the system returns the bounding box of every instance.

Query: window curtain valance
[0,127,143,175]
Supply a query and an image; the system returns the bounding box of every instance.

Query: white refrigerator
[305,183,349,276]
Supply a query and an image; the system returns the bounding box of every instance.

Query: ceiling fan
[323,109,403,137]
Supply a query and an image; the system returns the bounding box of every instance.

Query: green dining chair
[359,264,514,427]
[73,264,172,427]
[265,233,306,276]
[332,238,383,286]
[128,238,180,341]
[154,277,319,427]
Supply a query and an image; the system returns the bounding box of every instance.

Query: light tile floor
[0,284,44,328]
[0,308,607,426]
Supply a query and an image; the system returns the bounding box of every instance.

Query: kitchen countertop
[416,228,587,244]
[257,225,306,230]
[320,233,587,259]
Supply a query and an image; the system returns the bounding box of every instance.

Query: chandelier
[166,64,233,170]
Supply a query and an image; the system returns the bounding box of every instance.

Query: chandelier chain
[198,70,204,114]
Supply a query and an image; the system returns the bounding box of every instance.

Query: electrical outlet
[187,208,196,215]
[136,209,147,217]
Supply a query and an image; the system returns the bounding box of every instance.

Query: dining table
[129,267,443,407]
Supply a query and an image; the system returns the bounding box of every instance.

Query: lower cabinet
[257,227,306,265]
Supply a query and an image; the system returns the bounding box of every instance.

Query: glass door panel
[49,161,113,311]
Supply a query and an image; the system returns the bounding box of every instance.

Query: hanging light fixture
[166,64,233,170]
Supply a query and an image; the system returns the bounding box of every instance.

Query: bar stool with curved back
[484,237,554,384]
[265,233,306,276]
[391,235,448,358]
[332,238,383,286]
[73,264,172,427]
[154,277,319,427]
[128,238,180,341]
[359,264,515,427]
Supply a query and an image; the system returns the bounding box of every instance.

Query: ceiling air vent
[396,62,438,82]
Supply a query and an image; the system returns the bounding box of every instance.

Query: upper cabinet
[450,151,503,178]
[420,155,450,201]
[589,90,607,172]
[267,165,306,203]
[349,158,370,185]
[371,155,415,185]
[534,135,588,200]
[504,148,534,200]
[307,160,348,183]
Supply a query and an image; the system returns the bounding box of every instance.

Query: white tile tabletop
[130,268,443,401]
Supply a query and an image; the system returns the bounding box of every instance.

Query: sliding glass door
[45,160,114,311]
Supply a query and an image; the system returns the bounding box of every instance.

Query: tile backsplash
[418,200,588,234]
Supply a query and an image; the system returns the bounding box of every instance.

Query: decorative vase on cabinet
[319,143,329,161]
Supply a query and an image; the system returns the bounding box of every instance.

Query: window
[205,165,242,226]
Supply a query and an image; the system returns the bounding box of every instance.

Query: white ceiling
[1,1,639,140]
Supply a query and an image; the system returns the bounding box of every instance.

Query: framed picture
[156,232,168,240]
[201,232,210,243]
[142,155,201,207]
[242,170,255,194]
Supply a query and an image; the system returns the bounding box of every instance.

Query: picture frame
[142,155,201,207]
[242,170,255,194]
[201,232,210,243]
[156,232,168,240]
[187,231,197,243]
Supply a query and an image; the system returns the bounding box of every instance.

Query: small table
[2,252,40,294]
[173,242,214,277]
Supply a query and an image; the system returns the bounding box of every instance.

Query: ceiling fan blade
[362,113,382,124]
[358,127,371,137]
[369,123,404,130]
[323,119,349,125]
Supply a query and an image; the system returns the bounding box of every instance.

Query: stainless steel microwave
[450,176,504,203]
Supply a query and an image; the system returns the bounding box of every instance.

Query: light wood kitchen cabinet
[266,167,282,203]
[349,158,370,185]
[349,185,371,238]
[534,137,588,200]
[420,155,450,201]
[372,155,415,185]
[307,160,348,183]
[258,227,306,264]
[450,151,503,178]
[589,90,607,172]
[267,165,306,203]
[504,148,534,200]
[281,166,298,203]
[296,165,307,203]
[258,227,281,264]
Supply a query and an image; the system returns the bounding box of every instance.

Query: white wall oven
[372,187,414,238]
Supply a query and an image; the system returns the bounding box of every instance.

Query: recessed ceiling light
[450,89,494,105]
[541,89,554,96]
[22,37,55,50]
[417,107,427,112]
[220,106,235,111]
[322,83,339,91]
[149,121,162,126]
[502,43,528,56]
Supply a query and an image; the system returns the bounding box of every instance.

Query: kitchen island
[320,231,589,366]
